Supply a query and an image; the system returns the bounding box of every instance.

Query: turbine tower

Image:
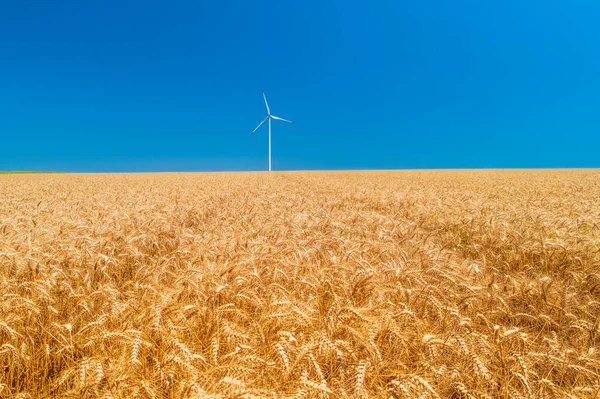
[251,91,294,171]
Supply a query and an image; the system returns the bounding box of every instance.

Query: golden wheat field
[1,170,600,398]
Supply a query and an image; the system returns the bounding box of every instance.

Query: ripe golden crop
[0,170,599,398]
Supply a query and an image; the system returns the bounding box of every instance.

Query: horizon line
[2,166,599,174]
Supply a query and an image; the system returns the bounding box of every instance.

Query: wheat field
[0,170,599,398]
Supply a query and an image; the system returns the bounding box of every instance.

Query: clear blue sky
[1,0,599,171]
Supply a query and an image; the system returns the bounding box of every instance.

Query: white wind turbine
[251,91,294,171]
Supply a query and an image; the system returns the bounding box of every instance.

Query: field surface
[1,170,600,398]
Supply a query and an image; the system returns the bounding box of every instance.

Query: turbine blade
[262,91,271,114]
[251,116,268,134]
[271,115,294,124]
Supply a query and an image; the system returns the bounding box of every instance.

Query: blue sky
[1,0,599,171]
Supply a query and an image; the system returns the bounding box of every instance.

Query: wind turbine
[251,91,294,171]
